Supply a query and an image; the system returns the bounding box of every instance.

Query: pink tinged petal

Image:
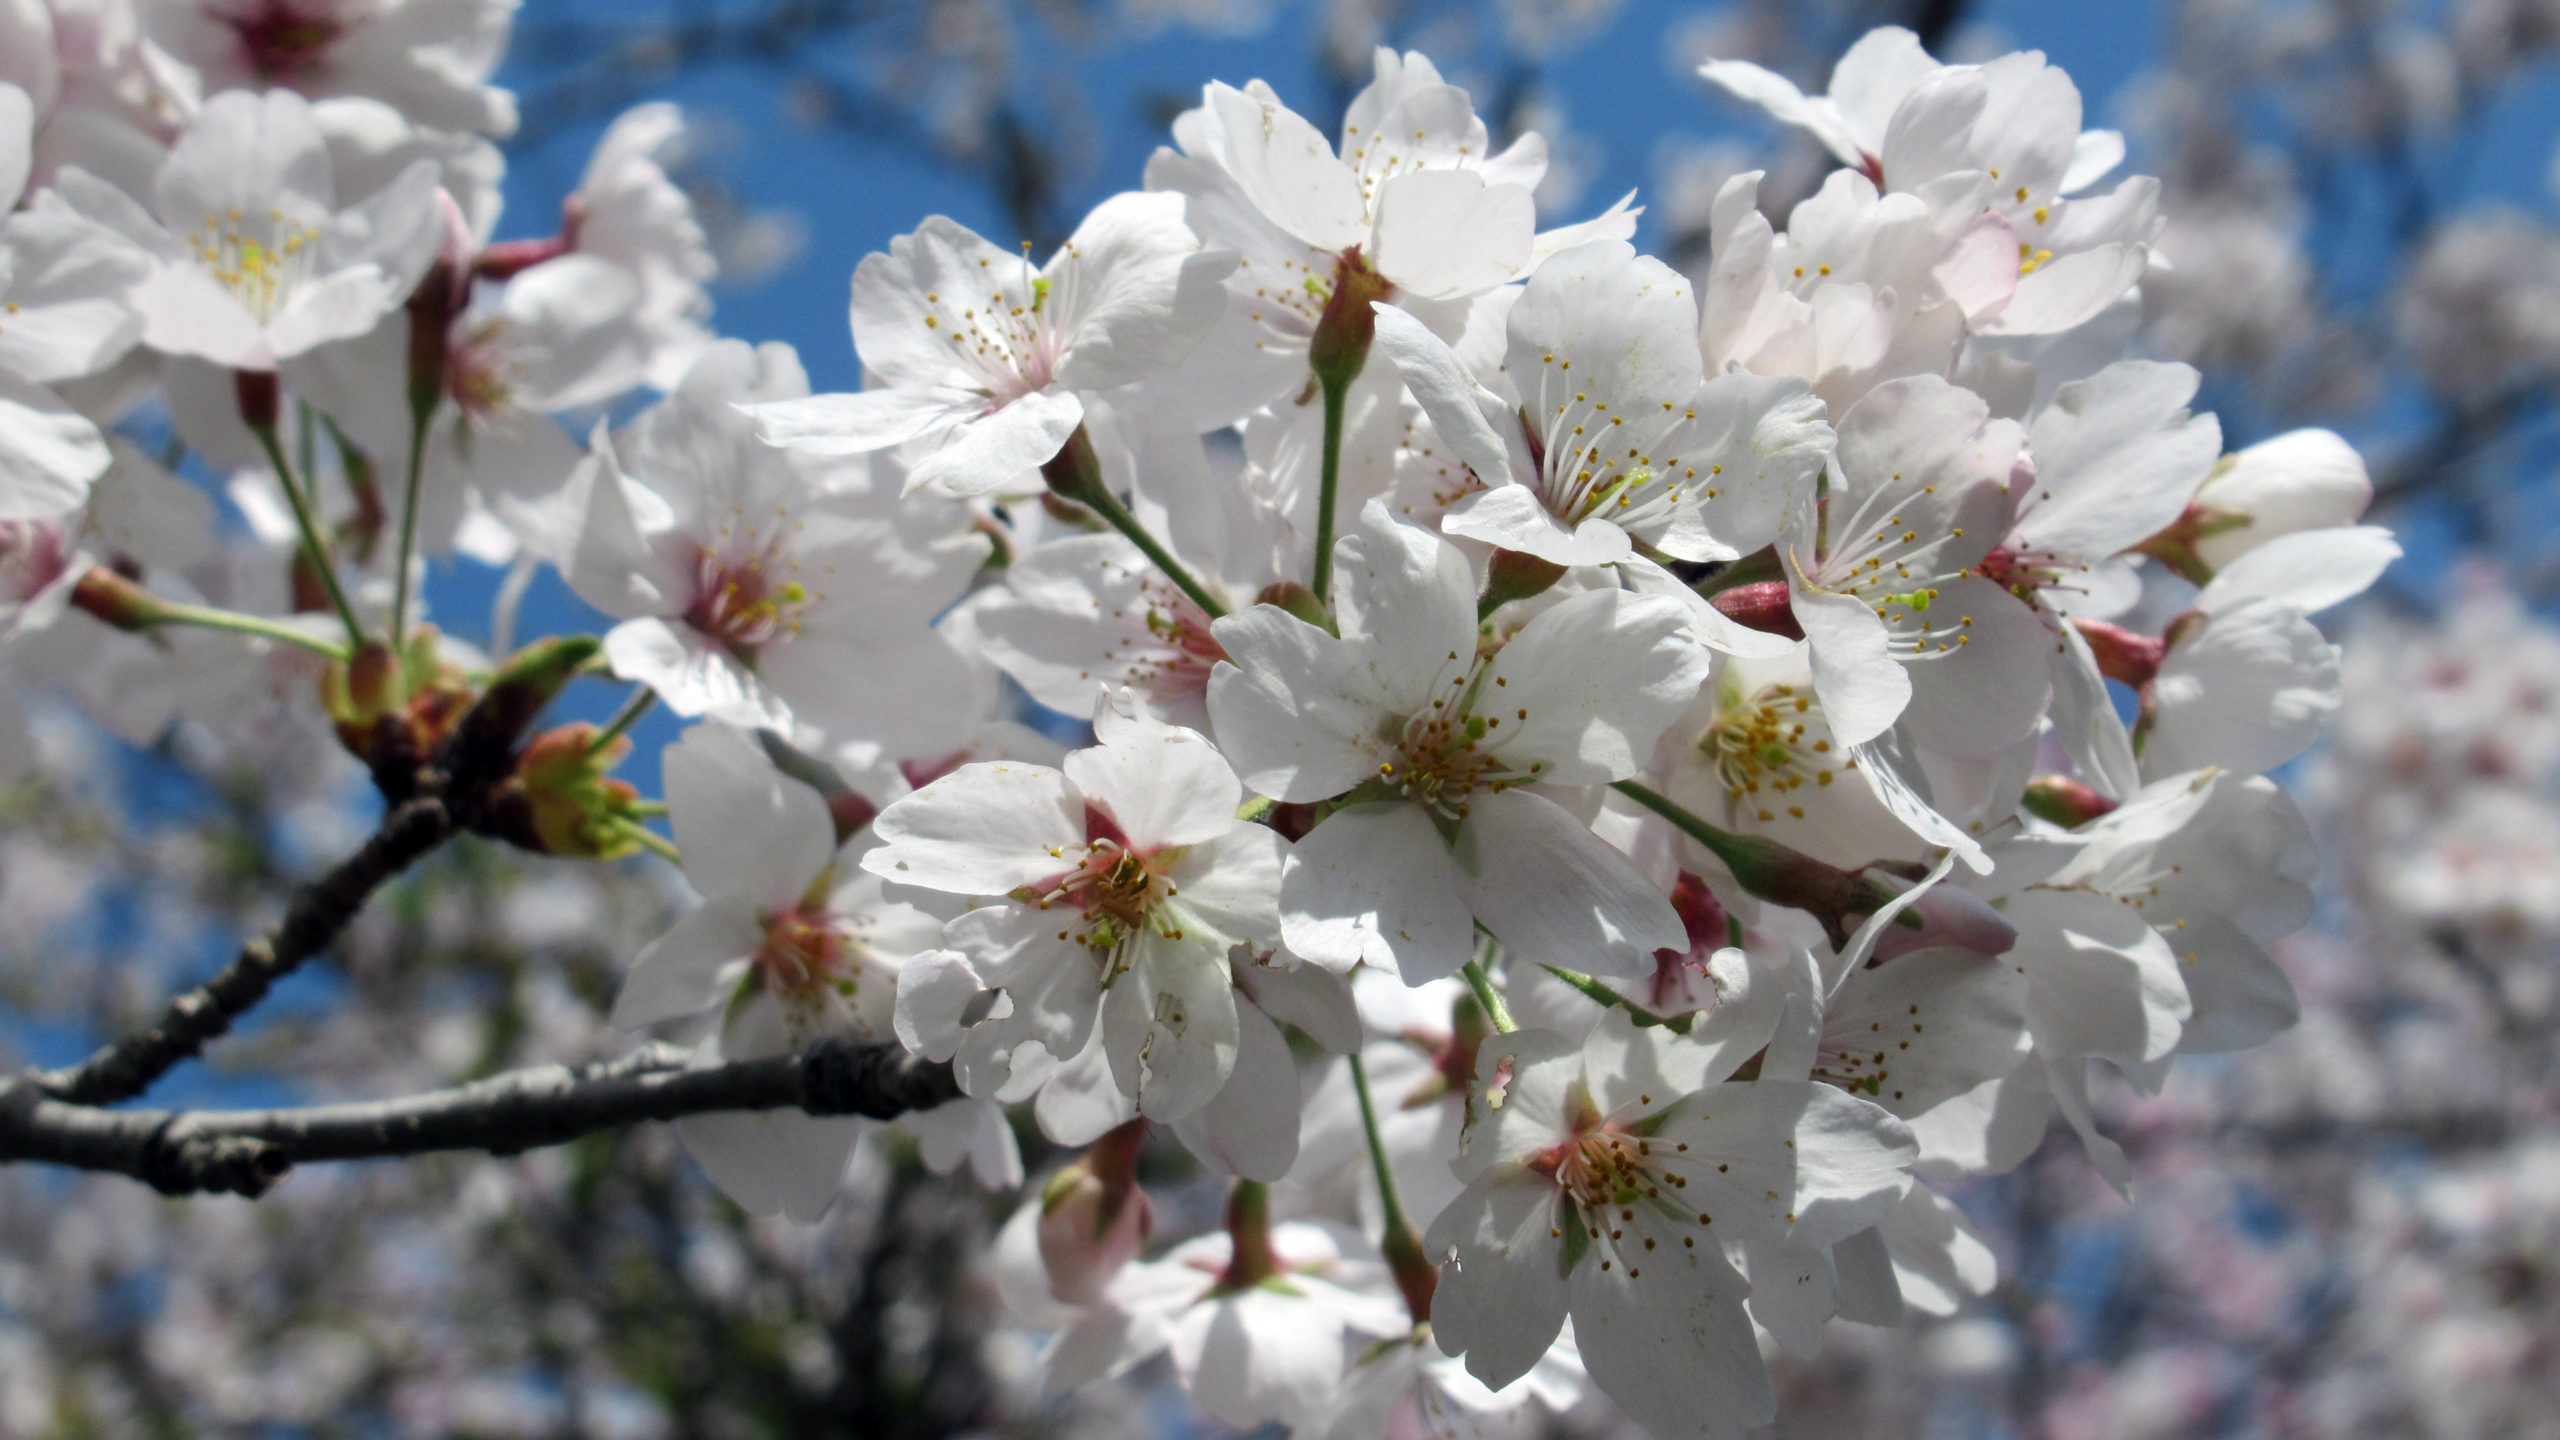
[1369,301,1514,486]
[1202,81,1367,252]
[1788,565,1911,748]
[1102,926,1242,1122]
[2052,623,2140,798]
[131,262,270,368]
[1566,1237,1771,1440]
[1066,711,1243,848]
[1697,57,1865,166]
[2170,914,2299,1054]
[1169,995,1300,1180]
[675,1110,864,1222]
[0,83,27,208]
[1047,190,1236,393]
[1876,68,1990,188]
[1895,577,2053,758]
[1371,168,1536,301]
[863,760,1085,896]
[1172,1287,1346,1431]
[2144,599,2339,780]
[1822,947,2030,1118]
[1976,243,2150,337]
[1159,825,1286,951]
[0,208,150,382]
[1832,1224,1907,1325]
[1234,957,1361,1054]
[1486,589,1710,784]
[1035,1026,1139,1145]
[2006,887,2191,1066]
[1280,801,1473,980]
[1878,1186,1997,1316]
[1333,497,1480,711]
[1935,208,2023,324]
[0,370,107,518]
[1423,1169,1572,1391]
[1454,788,1685,978]
[2194,525,2399,617]
[892,949,984,1062]
[610,895,762,1030]
[744,387,959,459]
[664,722,838,907]
[1743,1238,1839,1356]
[1206,607,1399,803]
[1441,483,1629,566]
[603,618,788,730]
[904,386,1085,498]
[2016,361,2218,561]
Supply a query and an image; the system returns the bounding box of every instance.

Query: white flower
[1424,1007,1915,1439]
[1143,48,1634,424]
[1703,27,2156,336]
[54,88,444,371]
[1207,498,1709,982]
[867,702,1287,1124]
[1783,374,2051,755]
[2185,428,2372,573]
[147,0,520,138]
[608,722,972,1220]
[1372,238,1830,574]
[567,101,716,391]
[560,340,988,755]
[749,193,1235,496]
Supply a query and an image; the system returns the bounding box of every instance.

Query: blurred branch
[33,796,457,1107]
[0,1038,959,1199]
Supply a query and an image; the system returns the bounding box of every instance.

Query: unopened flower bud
[1037,1119,1151,1304]
[1860,864,2018,960]
[2073,618,2166,688]
[491,723,645,859]
[1308,248,1392,390]
[2021,774,2120,828]
[1708,579,1804,639]
[1480,549,1568,617]
[2187,429,2370,572]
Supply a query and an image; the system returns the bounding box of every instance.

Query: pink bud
[1036,1120,1150,1305]
[1861,867,2018,961]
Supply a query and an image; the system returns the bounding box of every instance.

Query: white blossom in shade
[1702,27,2158,337]
[1654,645,1981,873]
[144,0,520,138]
[1142,47,1636,426]
[1206,498,1708,983]
[1040,1220,1407,1430]
[971,427,1294,730]
[2185,428,2372,572]
[567,101,716,391]
[560,340,988,755]
[867,702,1287,1125]
[607,722,982,1221]
[747,193,1236,497]
[1423,1007,1916,1439]
[1310,1325,1584,1440]
[1,81,29,209]
[51,88,443,372]
[1782,374,2053,757]
[1370,237,1830,573]
[0,370,108,519]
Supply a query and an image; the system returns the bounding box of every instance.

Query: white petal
[1455,788,1685,978]
[1424,1169,1572,1391]
[1280,801,1473,980]
[2007,887,2190,1066]
[1370,300,1513,486]
[1170,995,1300,1179]
[665,722,837,908]
[905,387,1085,498]
[0,369,108,518]
[863,760,1085,896]
[1066,711,1243,848]
[1484,588,1710,785]
[1206,605,1399,803]
[1567,1236,1770,1440]
[677,1110,864,1222]
[611,896,761,1029]
[2194,525,2398,616]
[1371,168,1535,300]
[1102,927,1242,1122]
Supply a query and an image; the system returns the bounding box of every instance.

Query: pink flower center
[0,520,74,607]
[1016,807,1185,967]
[1524,1097,1717,1279]
[1119,577,1226,712]
[755,907,851,999]
[219,0,344,83]
[685,533,809,660]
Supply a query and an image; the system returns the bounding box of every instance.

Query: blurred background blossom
[9,0,2560,1434]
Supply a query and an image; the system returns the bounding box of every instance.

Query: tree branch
[34,797,458,1107]
[0,1038,961,1198]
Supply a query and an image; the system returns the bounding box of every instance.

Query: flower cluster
[0,8,2396,1436]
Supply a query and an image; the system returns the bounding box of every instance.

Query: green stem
[251,421,369,648]
[1310,368,1350,612]
[1609,777,1753,874]
[150,601,353,662]
[1347,1053,1411,1235]
[1459,950,1516,1035]
[1081,480,1227,622]
[1541,964,1686,1032]
[589,688,656,754]
[389,405,433,646]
